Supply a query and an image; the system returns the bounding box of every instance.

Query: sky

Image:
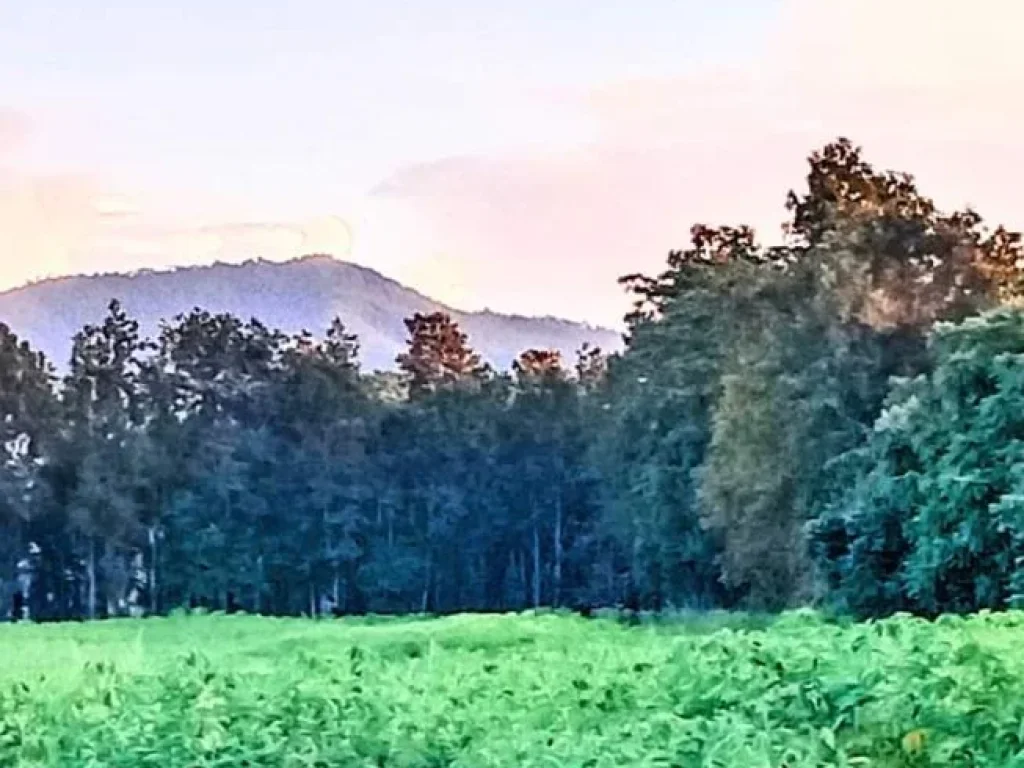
[2,0,1024,327]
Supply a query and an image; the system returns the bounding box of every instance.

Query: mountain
[0,256,622,372]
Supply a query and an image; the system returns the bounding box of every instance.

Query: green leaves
[6,609,1024,766]
[12,611,1024,766]
[815,308,1024,617]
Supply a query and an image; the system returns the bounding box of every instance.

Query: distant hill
[0,256,621,372]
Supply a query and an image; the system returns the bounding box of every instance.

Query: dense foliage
[5,611,1024,766]
[2,136,1024,620]
[810,310,1024,617]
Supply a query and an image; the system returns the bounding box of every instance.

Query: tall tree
[152,309,288,611]
[397,312,489,399]
[54,301,151,619]
[787,137,1023,324]
[0,324,58,619]
[510,350,573,607]
[273,319,371,615]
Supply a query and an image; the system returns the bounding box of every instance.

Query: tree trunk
[148,526,158,615]
[631,531,642,603]
[477,554,487,611]
[553,495,563,608]
[605,542,615,601]
[2,521,21,621]
[651,557,663,612]
[504,549,515,609]
[253,555,264,614]
[421,553,432,613]
[309,581,316,618]
[518,550,527,608]
[532,524,541,608]
[86,537,97,621]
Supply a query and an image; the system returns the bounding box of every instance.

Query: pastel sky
[2,0,1023,326]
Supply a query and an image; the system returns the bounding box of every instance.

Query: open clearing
[2,611,1023,766]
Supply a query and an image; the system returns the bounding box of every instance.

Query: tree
[688,257,898,608]
[397,312,489,398]
[787,137,1023,325]
[272,319,372,615]
[697,342,807,607]
[150,309,288,612]
[573,343,608,394]
[810,308,1024,617]
[591,294,730,609]
[619,224,787,331]
[509,350,579,607]
[603,136,1024,612]
[0,324,58,619]
[155,309,287,425]
[54,301,151,619]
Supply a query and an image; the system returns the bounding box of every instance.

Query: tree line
[3,137,1024,622]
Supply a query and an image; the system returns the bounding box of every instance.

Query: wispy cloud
[0,110,355,289]
[0,169,109,286]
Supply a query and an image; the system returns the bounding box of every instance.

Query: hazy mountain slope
[0,256,621,372]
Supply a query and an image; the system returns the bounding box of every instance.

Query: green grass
[2,609,1024,766]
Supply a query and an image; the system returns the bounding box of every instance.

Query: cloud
[0,102,360,290]
[0,111,131,287]
[0,165,356,289]
[0,107,353,289]
[370,142,803,324]
[369,0,1024,325]
[76,215,356,276]
[0,170,110,285]
[4,1,1024,327]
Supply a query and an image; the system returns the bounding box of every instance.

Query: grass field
[2,610,1024,767]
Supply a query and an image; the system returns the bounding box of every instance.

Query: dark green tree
[811,309,1024,617]
[272,320,372,615]
[151,309,287,611]
[53,301,151,619]
[0,324,58,619]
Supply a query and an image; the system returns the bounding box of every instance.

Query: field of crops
[1,610,1024,767]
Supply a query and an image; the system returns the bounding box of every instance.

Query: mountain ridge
[0,255,621,372]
